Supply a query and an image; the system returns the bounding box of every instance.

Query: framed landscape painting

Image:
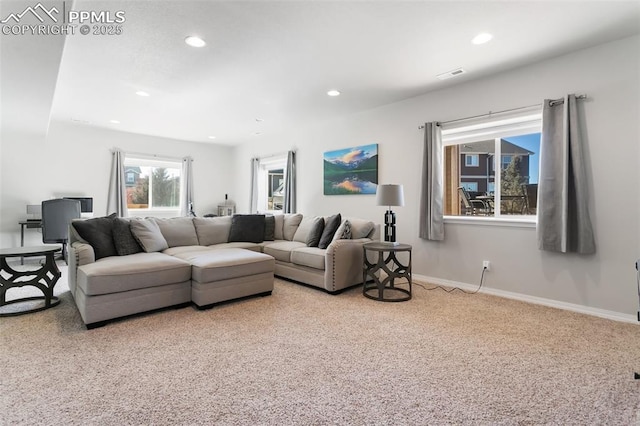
[323,144,378,195]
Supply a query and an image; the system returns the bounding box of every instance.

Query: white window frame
[441,107,541,225]
[124,156,182,217]
[256,155,287,214]
[465,154,479,167]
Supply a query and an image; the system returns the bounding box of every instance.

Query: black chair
[521,183,538,215]
[458,187,492,216]
[41,199,81,264]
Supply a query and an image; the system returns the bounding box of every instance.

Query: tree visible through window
[125,159,181,211]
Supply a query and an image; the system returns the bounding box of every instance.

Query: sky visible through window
[503,133,540,183]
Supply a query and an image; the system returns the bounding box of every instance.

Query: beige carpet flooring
[2,261,640,425]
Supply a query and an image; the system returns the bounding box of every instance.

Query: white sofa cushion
[154,217,199,247]
[193,216,232,245]
[293,216,320,243]
[291,247,326,270]
[333,217,375,242]
[130,219,169,252]
[77,252,191,295]
[283,214,303,241]
[263,241,307,262]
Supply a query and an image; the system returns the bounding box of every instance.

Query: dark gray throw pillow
[264,215,275,241]
[72,213,117,260]
[229,214,266,243]
[306,217,325,247]
[318,213,341,249]
[112,218,142,256]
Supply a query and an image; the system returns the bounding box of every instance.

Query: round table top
[0,245,61,257]
[363,241,412,251]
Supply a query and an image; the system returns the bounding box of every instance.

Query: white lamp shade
[376,184,404,207]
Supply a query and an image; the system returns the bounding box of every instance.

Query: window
[124,157,182,212]
[465,154,479,167]
[256,155,287,212]
[442,107,541,219]
[460,182,478,192]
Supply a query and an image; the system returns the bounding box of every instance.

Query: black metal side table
[362,242,412,302]
[0,246,62,316]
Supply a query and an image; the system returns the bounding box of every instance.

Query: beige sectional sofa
[68,213,379,328]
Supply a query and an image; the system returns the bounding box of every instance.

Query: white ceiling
[14,1,640,145]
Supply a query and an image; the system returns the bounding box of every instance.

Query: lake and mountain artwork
[323,144,378,195]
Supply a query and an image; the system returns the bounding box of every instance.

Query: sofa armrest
[68,241,96,294]
[324,238,371,292]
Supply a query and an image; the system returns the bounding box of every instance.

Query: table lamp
[375,184,404,243]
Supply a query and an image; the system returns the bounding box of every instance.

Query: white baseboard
[413,274,637,324]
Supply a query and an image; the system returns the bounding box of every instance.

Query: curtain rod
[253,150,295,161]
[111,148,186,162]
[418,94,587,129]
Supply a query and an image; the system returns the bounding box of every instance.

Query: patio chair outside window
[458,187,492,216]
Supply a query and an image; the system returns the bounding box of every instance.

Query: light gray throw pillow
[130,218,169,252]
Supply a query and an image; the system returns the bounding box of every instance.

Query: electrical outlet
[483,260,490,270]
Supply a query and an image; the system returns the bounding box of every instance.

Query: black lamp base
[384,209,396,243]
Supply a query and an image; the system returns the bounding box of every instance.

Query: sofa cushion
[340,220,352,239]
[72,213,117,260]
[154,217,199,247]
[163,245,213,256]
[273,214,285,240]
[130,218,169,252]
[283,213,303,241]
[112,217,142,256]
[264,215,276,241]
[293,216,319,243]
[77,252,191,295]
[193,216,231,246]
[291,247,326,270]
[229,214,265,243]
[333,217,375,242]
[306,217,325,247]
[346,217,375,239]
[208,242,263,252]
[318,213,341,249]
[263,241,307,263]
[177,249,274,283]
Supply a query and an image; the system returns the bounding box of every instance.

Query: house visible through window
[442,108,541,218]
[124,157,181,212]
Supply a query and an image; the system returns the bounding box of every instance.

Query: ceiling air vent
[436,68,466,80]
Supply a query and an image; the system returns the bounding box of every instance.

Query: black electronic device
[63,197,93,213]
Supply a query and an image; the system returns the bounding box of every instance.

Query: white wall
[234,35,640,317]
[0,121,234,247]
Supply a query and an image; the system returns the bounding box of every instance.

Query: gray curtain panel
[419,122,444,241]
[284,150,297,213]
[249,158,259,213]
[106,149,128,217]
[180,156,194,217]
[538,94,595,254]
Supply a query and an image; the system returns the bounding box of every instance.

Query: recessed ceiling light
[253,132,262,136]
[110,120,120,124]
[208,136,216,139]
[185,36,206,48]
[255,118,264,122]
[472,33,493,45]
[327,90,341,97]
[135,90,150,97]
